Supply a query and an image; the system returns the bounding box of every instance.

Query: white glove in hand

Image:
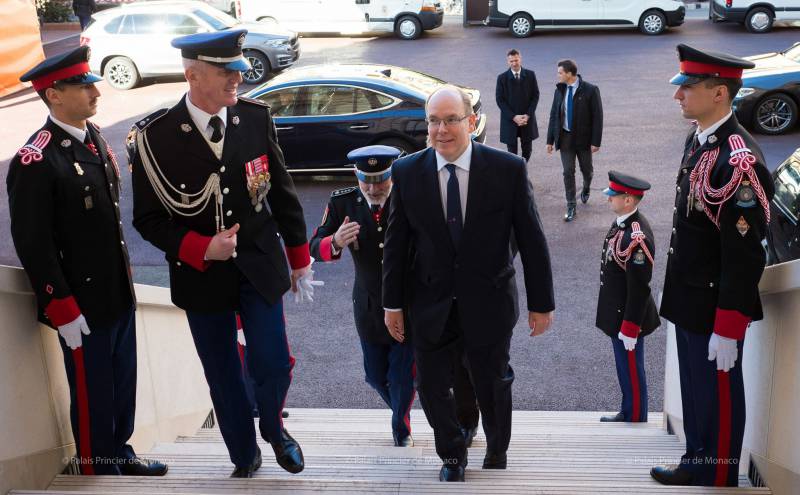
[237,329,247,346]
[294,269,325,303]
[58,314,91,350]
[708,333,738,372]
[618,332,638,351]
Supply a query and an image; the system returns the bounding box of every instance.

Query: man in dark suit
[496,48,539,163]
[383,86,555,482]
[130,30,312,478]
[546,59,603,222]
[596,171,660,424]
[652,45,773,488]
[72,0,97,31]
[9,46,166,478]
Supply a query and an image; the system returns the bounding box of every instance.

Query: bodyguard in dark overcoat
[129,30,311,477]
[651,44,774,488]
[496,49,539,163]
[8,46,165,476]
[595,171,660,424]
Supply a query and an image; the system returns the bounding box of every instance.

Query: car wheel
[745,7,773,33]
[376,138,416,157]
[243,51,270,85]
[753,94,798,135]
[509,13,533,37]
[395,15,422,40]
[104,56,140,90]
[639,9,666,35]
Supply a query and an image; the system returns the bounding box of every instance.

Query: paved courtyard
[1,9,798,414]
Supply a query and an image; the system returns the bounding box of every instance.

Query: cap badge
[61,139,71,148]
[368,157,378,166]
[181,123,192,133]
[232,116,240,126]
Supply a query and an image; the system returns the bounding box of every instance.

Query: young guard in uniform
[596,171,660,424]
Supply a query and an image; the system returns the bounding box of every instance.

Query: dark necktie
[84,132,98,156]
[445,164,463,247]
[514,72,520,81]
[566,85,574,131]
[209,116,224,143]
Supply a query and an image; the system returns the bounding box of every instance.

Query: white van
[710,0,800,33]
[486,0,686,37]
[234,0,444,40]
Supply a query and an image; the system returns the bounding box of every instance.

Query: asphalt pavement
[1,11,798,415]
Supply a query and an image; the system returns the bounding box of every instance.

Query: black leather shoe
[119,457,168,476]
[600,412,626,422]
[271,428,304,474]
[439,464,465,482]
[282,410,289,418]
[580,188,590,204]
[564,206,576,222]
[461,426,478,448]
[482,451,507,469]
[650,464,693,485]
[393,434,414,447]
[230,447,262,478]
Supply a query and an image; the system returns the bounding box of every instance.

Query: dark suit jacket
[72,0,96,16]
[382,143,554,351]
[496,68,540,144]
[595,211,660,338]
[310,187,395,345]
[130,95,309,312]
[546,76,603,151]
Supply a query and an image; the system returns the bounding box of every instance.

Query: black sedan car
[242,64,487,173]
[734,42,800,135]
[767,148,800,265]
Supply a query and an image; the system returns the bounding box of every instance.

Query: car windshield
[774,156,800,221]
[784,44,800,63]
[192,7,239,31]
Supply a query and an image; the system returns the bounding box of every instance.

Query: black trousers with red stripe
[675,325,746,487]
[611,335,648,422]
[60,305,137,475]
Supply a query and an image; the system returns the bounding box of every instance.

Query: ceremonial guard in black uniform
[8,47,166,476]
[652,45,774,487]
[129,30,315,478]
[596,171,660,424]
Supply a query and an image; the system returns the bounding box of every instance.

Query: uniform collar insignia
[61,139,71,148]
[180,123,192,133]
[708,135,717,144]
[232,116,240,125]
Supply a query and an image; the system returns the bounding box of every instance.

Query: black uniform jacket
[496,68,540,144]
[660,115,774,339]
[310,187,394,345]
[382,143,554,351]
[595,210,660,338]
[130,95,309,312]
[546,75,603,151]
[8,118,134,328]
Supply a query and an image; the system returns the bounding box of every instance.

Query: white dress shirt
[50,115,88,142]
[563,79,580,131]
[616,208,638,227]
[186,93,227,159]
[435,142,472,223]
[695,111,732,146]
[512,70,521,80]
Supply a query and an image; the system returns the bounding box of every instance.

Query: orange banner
[0,0,45,97]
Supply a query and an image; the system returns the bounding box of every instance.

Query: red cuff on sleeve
[178,231,213,272]
[285,242,311,269]
[713,308,750,340]
[45,296,81,327]
[319,236,342,262]
[620,320,641,338]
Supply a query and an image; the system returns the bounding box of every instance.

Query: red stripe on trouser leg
[403,361,417,434]
[235,313,246,370]
[627,350,640,422]
[715,371,732,486]
[73,348,95,475]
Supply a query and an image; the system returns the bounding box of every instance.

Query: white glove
[58,314,91,350]
[237,329,247,346]
[618,332,637,351]
[294,268,325,303]
[708,333,738,372]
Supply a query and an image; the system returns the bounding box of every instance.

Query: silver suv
[83,0,300,89]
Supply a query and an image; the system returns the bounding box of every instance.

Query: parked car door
[118,13,202,74]
[549,0,600,23]
[769,153,800,263]
[600,0,640,21]
[253,86,304,168]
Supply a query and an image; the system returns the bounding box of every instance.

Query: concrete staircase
[11,409,770,494]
